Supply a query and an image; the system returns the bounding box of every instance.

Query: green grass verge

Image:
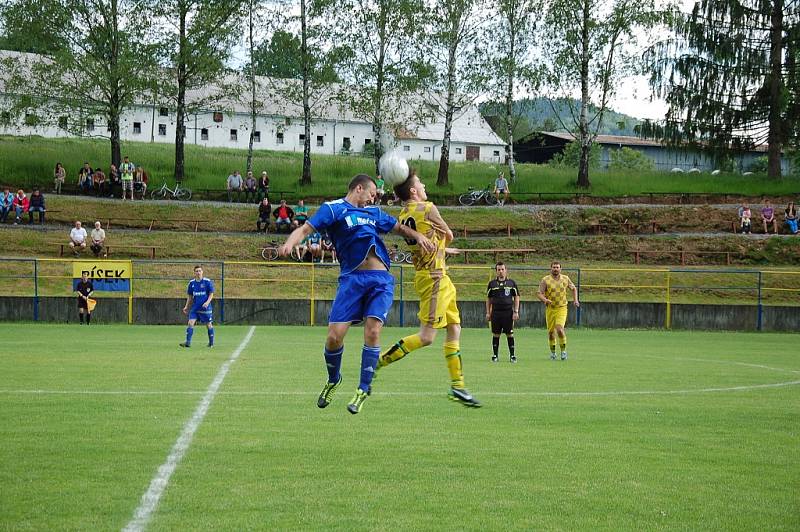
[0,325,798,530]
[2,135,799,199]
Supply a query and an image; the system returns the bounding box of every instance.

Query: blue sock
[324,345,344,383]
[185,327,194,345]
[359,345,381,392]
[207,327,214,346]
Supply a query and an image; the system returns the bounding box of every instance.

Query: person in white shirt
[494,172,509,206]
[90,221,106,257]
[69,220,88,256]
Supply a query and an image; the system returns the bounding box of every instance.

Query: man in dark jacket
[28,188,46,225]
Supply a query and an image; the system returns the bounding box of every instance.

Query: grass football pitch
[1,324,798,531]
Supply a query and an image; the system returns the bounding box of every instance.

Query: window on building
[86,118,95,132]
[254,131,261,142]
[285,117,291,126]
[201,128,209,140]
[424,146,431,153]
[364,138,372,145]
[230,129,238,141]
[213,112,223,123]
[403,145,411,152]
[276,132,284,144]
[455,147,462,154]
[58,116,68,129]
[133,122,142,134]
[342,137,351,151]
[493,150,500,156]
[159,107,169,117]
[316,135,324,147]
[158,123,167,136]
[0,111,10,125]
[107,122,112,132]
[299,134,305,142]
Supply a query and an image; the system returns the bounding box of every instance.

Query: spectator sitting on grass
[108,163,120,198]
[785,202,798,235]
[293,199,309,228]
[54,162,65,194]
[91,221,106,257]
[761,199,778,234]
[244,171,258,203]
[78,163,93,193]
[69,220,88,256]
[12,189,28,225]
[273,199,294,232]
[739,203,752,234]
[93,168,107,197]
[257,197,271,233]
[134,166,148,199]
[28,188,45,225]
[227,170,243,202]
[258,171,270,200]
[0,187,13,223]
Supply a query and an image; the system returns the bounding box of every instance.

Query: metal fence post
[399,265,404,327]
[757,271,763,331]
[665,270,672,330]
[576,268,581,327]
[310,262,316,326]
[33,259,39,322]
[220,261,225,324]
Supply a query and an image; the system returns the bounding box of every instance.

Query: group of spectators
[68,220,107,257]
[227,170,270,203]
[0,186,46,225]
[68,156,148,200]
[737,200,799,235]
[256,198,310,233]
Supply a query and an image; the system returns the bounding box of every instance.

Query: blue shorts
[189,308,213,324]
[329,270,394,324]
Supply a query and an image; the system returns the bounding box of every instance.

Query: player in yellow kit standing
[375,169,481,407]
[537,261,579,360]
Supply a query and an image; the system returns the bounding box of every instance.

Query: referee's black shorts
[490,310,514,335]
[77,296,88,309]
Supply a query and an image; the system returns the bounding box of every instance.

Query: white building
[0,51,505,163]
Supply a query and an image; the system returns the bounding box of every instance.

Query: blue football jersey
[307,199,397,274]
[187,277,214,311]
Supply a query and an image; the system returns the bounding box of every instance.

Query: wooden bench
[462,224,514,237]
[459,248,537,264]
[56,243,162,259]
[588,222,632,234]
[629,249,741,265]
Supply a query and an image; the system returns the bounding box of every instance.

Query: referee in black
[486,262,520,362]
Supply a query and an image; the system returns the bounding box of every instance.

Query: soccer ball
[378,150,410,188]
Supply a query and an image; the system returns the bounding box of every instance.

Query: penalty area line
[122,325,255,532]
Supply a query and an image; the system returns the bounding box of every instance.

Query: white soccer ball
[378,150,410,187]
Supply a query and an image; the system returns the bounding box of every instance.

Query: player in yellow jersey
[375,169,481,407]
[537,261,579,360]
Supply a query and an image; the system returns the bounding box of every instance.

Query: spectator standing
[256,197,271,233]
[120,156,135,200]
[374,174,385,204]
[12,189,28,225]
[90,221,106,257]
[54,162,65,194]
[0,187,13,223]
[227,170,243,202]
[134,167,148,199]
[786,202,799,234]
[28,188,46,225]
[75,271,94,325]
[69,220,88,256]
[293,199,309,228]
[273,199,294,232]
[93,168,107,197]
[244,171,258,203]
[108,163,120,198]
[494,172,509,206]
[761,200,778,234]
[739,203,752,234]
[258,171,270,200]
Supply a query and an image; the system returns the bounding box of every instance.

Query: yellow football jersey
[540,274,574,308]
[398,201,448,278]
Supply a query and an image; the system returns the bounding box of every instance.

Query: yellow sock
[379,334,424,367]
[549,342,556,353]
[559,338,567,352]
[444,341,465,389]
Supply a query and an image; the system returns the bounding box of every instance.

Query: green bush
[747,155,769,173]
[609,146,654,171]
[549,140,600,169]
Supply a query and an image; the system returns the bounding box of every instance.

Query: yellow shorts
[545,306,568,332]
[416,273,460,329]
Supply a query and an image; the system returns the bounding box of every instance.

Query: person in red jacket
[12,189,29,225]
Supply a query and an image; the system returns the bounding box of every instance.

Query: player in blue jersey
[278,174,434,414]
[180,265,215,348]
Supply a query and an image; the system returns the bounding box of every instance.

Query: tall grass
[1,135,798,198]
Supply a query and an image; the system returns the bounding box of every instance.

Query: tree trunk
[373,10,387,175]
[300,0,312,185]
[108,0,121,170]
[246,0,256,175]
[504,16,516,184]
[174,3,187,182]
[437,13,459,187]
[766,0,784,179]
[576,0,591,188]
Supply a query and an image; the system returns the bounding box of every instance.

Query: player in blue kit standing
[279,174,433,414]
[180,265,215,348]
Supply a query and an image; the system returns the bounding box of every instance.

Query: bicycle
[388,246,414,264]
[150,181,192,201]
[261,241,306,262]
[458,185,498,206]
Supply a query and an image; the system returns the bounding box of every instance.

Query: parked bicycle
[150,181,192,201]
[458,185,498,206]
[261,241,306,262]
[388,245,414,264]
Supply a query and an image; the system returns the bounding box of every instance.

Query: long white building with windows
[0,51,505,163]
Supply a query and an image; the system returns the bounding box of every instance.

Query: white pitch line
[122,325,255,532]
[3,380,799,398]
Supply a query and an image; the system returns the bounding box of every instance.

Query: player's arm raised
[393,222,435,253]
[278,223,315,257]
